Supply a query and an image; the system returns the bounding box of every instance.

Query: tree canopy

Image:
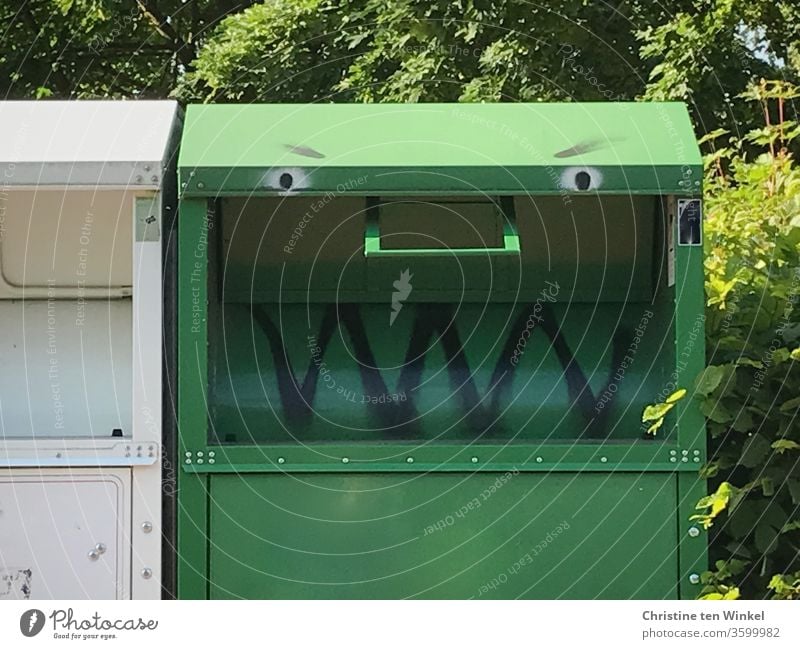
[2,1,799,133]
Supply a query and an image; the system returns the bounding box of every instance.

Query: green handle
[363,201,520,258]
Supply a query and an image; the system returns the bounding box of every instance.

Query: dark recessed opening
[575,171,591,191]
[279,172,294,190]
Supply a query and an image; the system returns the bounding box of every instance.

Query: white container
[0,101,180,599]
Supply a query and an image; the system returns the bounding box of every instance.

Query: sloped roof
[179,102,701,195]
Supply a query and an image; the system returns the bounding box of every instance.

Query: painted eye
[279,173,294,190]
[560,166,602,192]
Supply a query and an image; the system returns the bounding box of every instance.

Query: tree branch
[135,0,195,69]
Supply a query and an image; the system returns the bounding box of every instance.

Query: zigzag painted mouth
[250,303,628,439]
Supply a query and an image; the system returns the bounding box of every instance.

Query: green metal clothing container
[176,102,706,599]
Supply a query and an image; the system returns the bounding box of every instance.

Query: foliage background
[2,0,800,598]
[694,80,800,599]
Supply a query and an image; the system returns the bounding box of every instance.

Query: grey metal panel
[0,469,130,599]
[0,100,179,187]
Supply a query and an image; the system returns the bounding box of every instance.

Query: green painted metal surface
[209,302,673,444]
[207,472,678,599]
[208,190,673,445]
[176,101,707,600]
[177,199,211,599]
[178,103,701,195]
[182,441,704,474]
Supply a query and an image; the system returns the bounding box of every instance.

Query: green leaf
[771,439,800,453]
[788,480,800,505]
[779,396,800,412]
[700,462,720,478]
[704,586,742,600]
[724,541,752,559]
[695,366,726,396]
[737,357,764,368]
[723,587,741,600]
[642,402,675,421]
[693,481,738,529]
[767,573,800,598]
[701,399,733,423]
[731,408,754,432]
[698,128,729,145]
[772,348,791,363]
[740,434,772,468]
[755,524,780,554]
[665,388,687,403]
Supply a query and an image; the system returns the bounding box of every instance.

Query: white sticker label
[677,198,703,246]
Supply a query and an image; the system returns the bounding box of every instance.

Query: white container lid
[0,100,180,187]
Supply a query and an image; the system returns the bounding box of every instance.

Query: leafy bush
[694,80,800,600]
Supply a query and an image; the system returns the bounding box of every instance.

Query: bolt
[600,457,608,463]
[197,451,204,457]
[142,522,153,534]
[277,457,285,464]
[208,451,215,457]
[151,175,159,183]
[185,459,191,464]
[406,457,414,464]
[670,450,677,456]
[185,451,191,457]
[689,573,700,585]
[693,449,700,455]
[197,181,205,189]
[87,550,99,561]
[95,543,107,555]
[143,164,151,172]
[681,449,688,455]
[536,457,543,463]
[342,457,350,464]
[471,457,479,464]
[141,568,153,580]
[670,457,677,463]
[688,526,700,538]
[209,458,215,464]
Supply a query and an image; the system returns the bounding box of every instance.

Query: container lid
[0,100,180,187]
[179,102,701,195]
